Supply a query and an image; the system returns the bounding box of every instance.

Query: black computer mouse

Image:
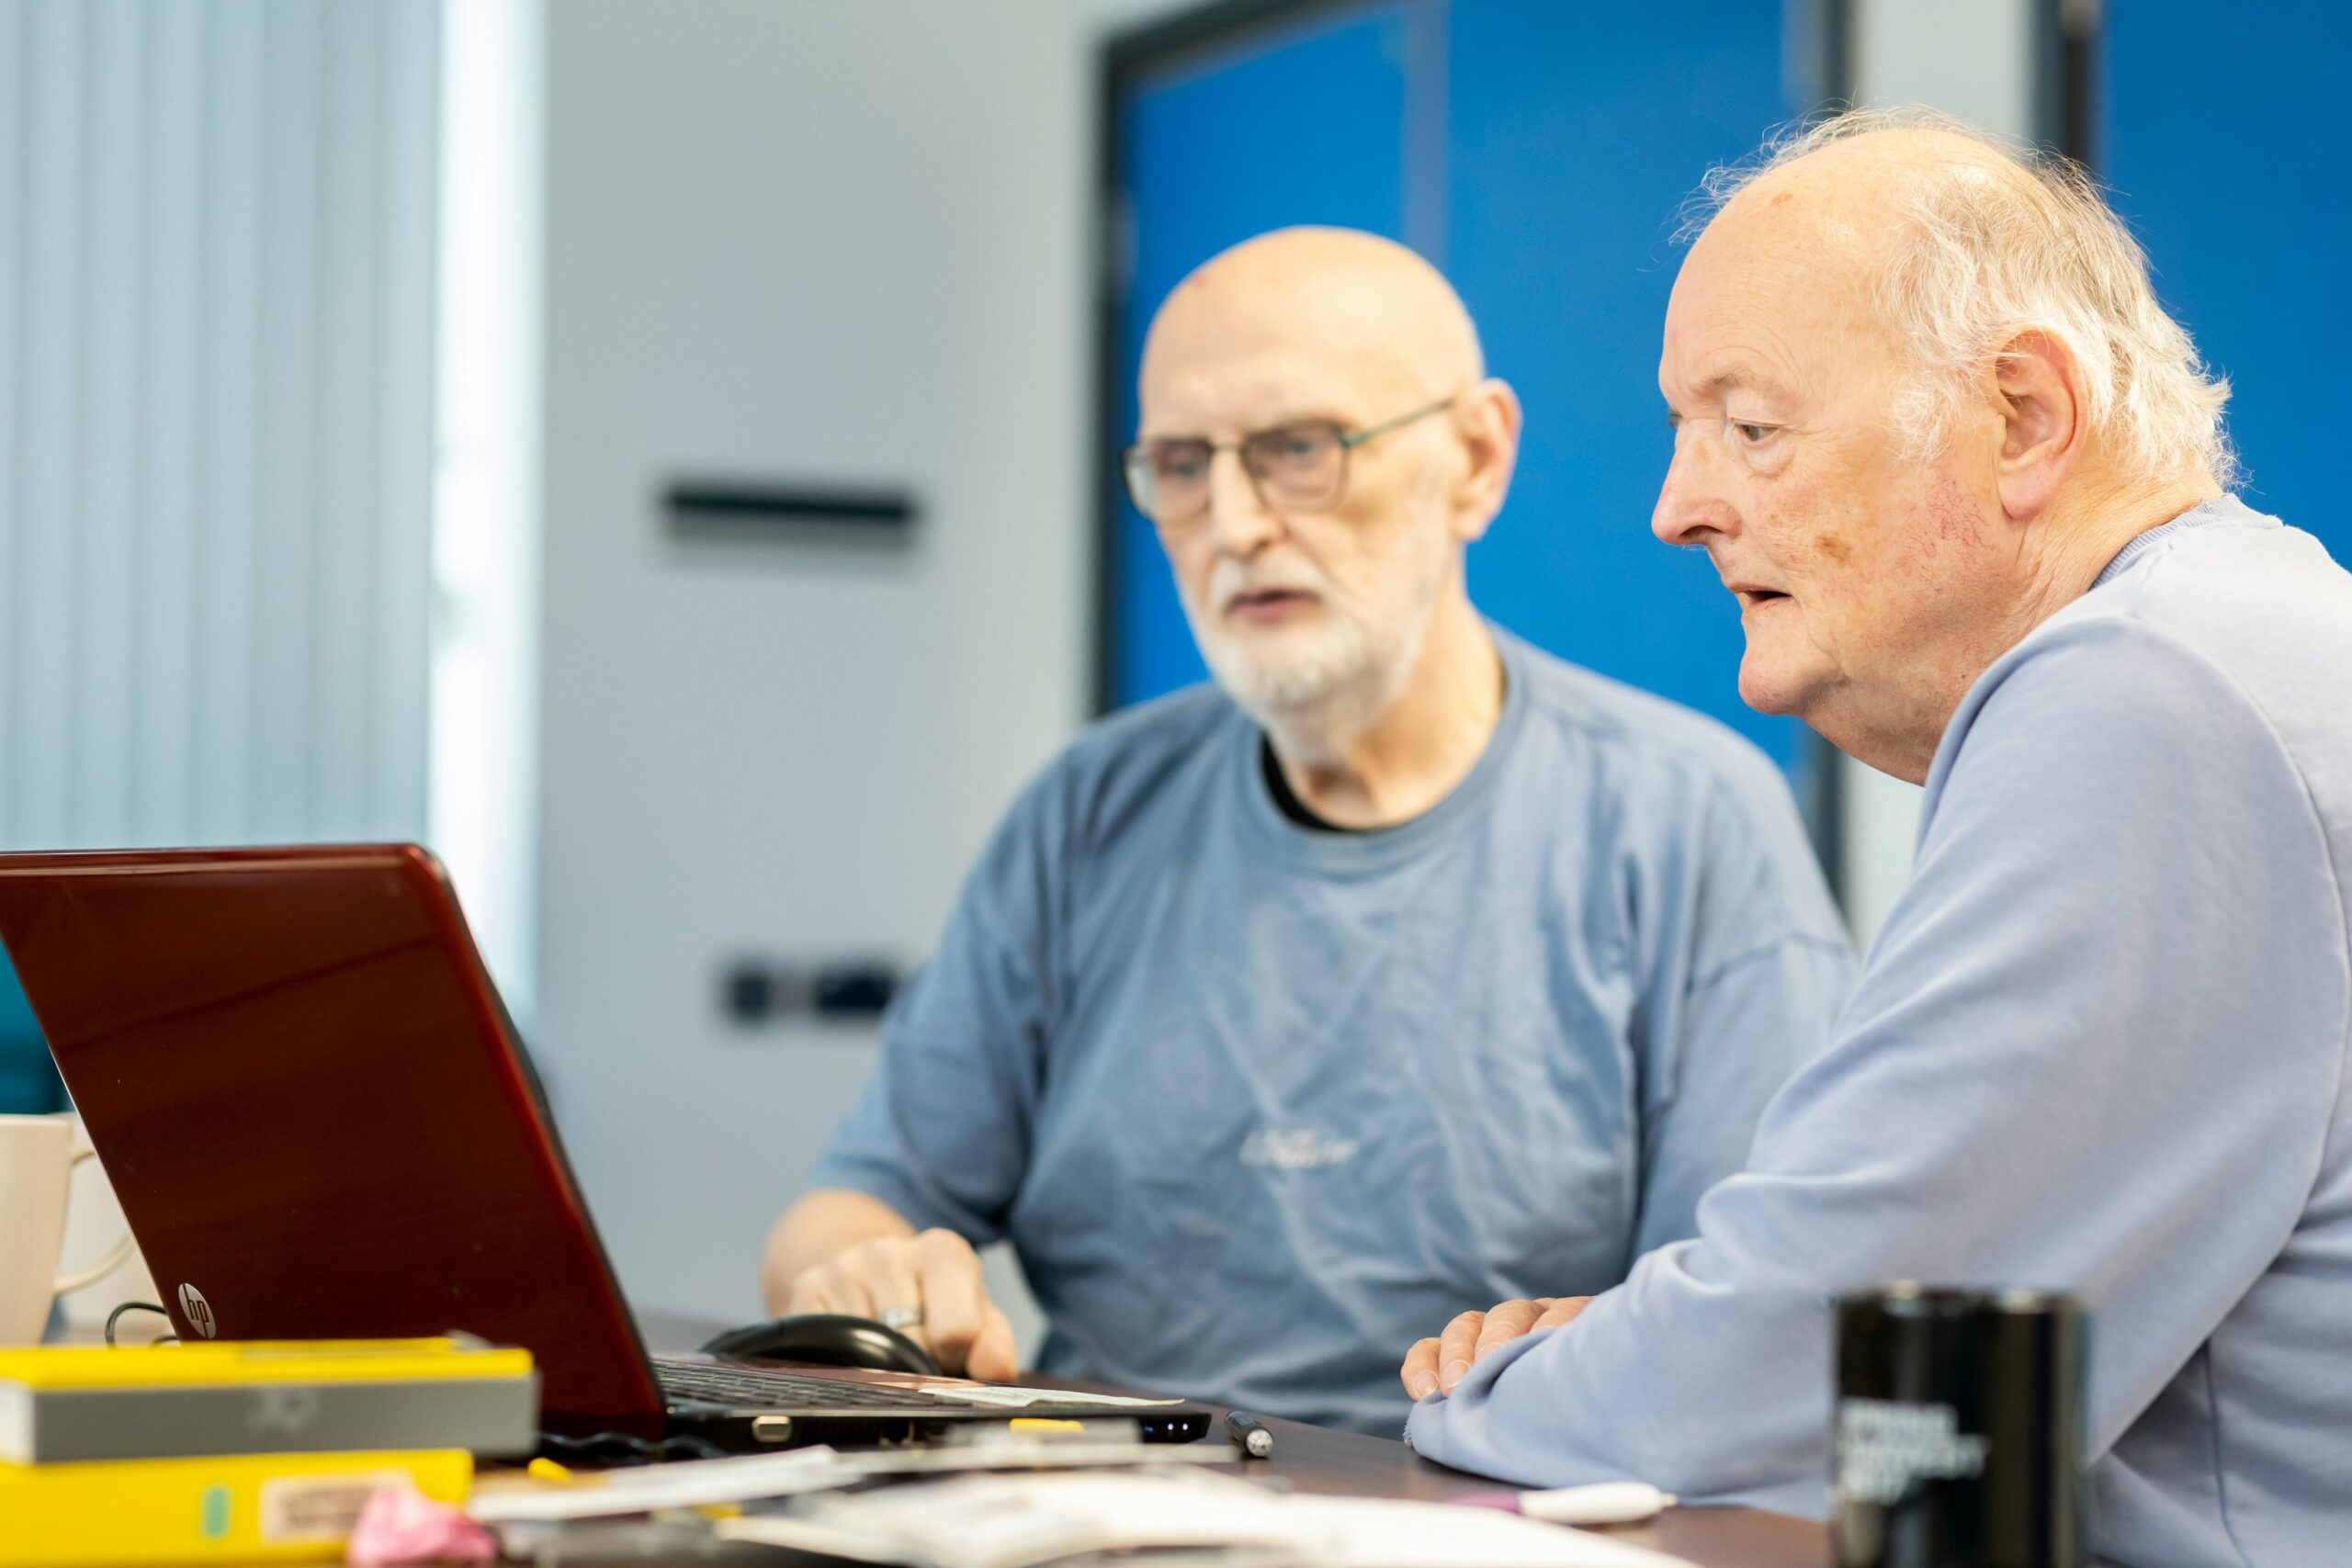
[697,1313,943,1377]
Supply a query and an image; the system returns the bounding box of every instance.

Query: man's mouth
[1225,587,1318,622]
[1727,582,1792,612]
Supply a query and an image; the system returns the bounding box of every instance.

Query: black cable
[103,1301,174,1347]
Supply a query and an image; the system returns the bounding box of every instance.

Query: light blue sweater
[1408,498,2352,1568]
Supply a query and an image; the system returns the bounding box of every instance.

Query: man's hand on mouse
[785,1226,1021,1382]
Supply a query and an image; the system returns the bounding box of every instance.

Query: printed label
[245,1384,324,1435]
[257,1472,403,1544]
[1239,1128,1359,1169]
[1836,1397,1989,1506]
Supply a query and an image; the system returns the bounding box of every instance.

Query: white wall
[1837,0,2037,948]
[534,0,1102,1325]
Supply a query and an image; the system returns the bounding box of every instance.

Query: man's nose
[1652,442,1737,549]
[1204,448,1279,557]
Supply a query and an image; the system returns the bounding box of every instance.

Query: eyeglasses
[1120,395,1457,525]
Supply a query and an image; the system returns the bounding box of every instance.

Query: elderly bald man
[760,227,1851,1433]
[1402,110,2352,1562]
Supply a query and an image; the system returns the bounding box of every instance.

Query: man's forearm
[761,1188,918,1314]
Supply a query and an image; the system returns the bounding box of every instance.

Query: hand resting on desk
[1401,1295,1591,1400]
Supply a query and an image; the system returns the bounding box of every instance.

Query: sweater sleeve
[1407,618,2346,1517]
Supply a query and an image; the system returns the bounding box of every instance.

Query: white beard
[1182,547,1445,765]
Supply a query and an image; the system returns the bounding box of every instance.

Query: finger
[1472,1299,1547,1364]
[790,1259,865,1325]
[912,1230,987,1371]
[811,1262,876,1321]
[1436,1311,1485,1394]
[1534,1295,1593,1331]
[1401,1338,1442,1400]
[967,1304,1020,1383]
[784,1270,831,1315]
[854,1241,929,1351]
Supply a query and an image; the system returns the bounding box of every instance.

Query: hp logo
[177,1282,217,1338]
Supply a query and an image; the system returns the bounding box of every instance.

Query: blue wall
[1444,0,1798,766]
[2099,0,2349,561]
[1108,0,1812,773]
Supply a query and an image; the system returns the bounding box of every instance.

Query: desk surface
[1160,1399,1826,1568]
[55,1314,1823,1566]
[640,1312,1830,1568]
[56,1313,1829,1566]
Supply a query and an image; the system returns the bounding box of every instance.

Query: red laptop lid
[0,844,663,1438]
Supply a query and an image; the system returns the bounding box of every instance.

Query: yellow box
[0,1339,533,1390]
[0,1449,472,1566]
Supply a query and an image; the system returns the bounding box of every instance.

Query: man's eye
[1157,448,1209,479]
[1729,421,1775,446]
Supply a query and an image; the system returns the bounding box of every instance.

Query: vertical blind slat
[313,0,373,839]
[373,0,437,836]
[191,0,262,845]
[0,1,26,834]
[134,0,207,846]
[250,0,316,836]
[17,0,85,846]
[76,0,141,844]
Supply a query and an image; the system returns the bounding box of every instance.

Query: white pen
[1501,1482,1679,1526]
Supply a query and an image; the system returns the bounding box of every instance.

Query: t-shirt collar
[1235,624,1530,874]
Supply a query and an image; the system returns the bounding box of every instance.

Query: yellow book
[0,1448,472,1567]
[0,1341,537,1464]
[0,1338,535,1390]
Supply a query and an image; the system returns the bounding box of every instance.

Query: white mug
[0,1114,136,1345]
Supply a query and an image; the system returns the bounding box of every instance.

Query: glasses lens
[1126,439,1212,521]
[1242,423,1344,510]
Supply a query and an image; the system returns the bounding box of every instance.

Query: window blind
[0,0,440,851]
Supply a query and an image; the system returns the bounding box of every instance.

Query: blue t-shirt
[814,628,1853,1433]
[1409,500,2352,1565]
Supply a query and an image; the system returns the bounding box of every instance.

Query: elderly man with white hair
[1401,109,2352,1563]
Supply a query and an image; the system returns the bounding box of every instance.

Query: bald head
[1681,109,2231,480]
[1139,228,1483,434]
[1713,123,2031,241]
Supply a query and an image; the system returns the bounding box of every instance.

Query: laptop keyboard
[654,1357,968,1410]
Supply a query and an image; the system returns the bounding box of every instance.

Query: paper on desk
[467,1441,1237,1523]
[719,1472,1695,1568]
[1275,1496,1693,1568]
[469,1448,850,1522]
[927,1384,1181,1409]
[726,1472,1297,1567]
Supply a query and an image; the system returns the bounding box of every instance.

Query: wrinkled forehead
[1661,190,1891,408]
[1139,265,1469,434]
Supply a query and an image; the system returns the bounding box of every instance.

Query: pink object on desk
[345,1484,496,1567]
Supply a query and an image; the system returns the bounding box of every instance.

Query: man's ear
[1451,378,1521,544]
[1993,330,2088,523]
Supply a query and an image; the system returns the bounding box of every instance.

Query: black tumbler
[1833,1285,2087,1568]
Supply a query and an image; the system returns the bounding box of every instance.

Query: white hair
[1686,107,2236,487]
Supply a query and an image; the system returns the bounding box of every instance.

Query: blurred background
[0,0,2343,1345]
